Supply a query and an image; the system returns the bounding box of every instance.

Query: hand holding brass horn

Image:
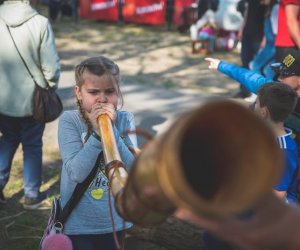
[97,114,128,197]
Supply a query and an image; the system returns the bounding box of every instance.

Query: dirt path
[54,18,241,95]
[40,17,243,151]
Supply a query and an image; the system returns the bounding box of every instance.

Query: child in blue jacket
[204,50,300,134]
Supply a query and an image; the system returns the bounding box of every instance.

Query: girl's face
[75,70,118,112]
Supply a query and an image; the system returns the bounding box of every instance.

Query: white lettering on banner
[136,3,164,15]
[91,0,115,11]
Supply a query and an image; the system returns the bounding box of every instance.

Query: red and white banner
[79,0,119,22]
[79,0,197,26]
[173,0,196,25]
[123,0,166,25]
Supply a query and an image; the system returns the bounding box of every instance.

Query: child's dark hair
[257,82,297,122]
[75,56,124,141]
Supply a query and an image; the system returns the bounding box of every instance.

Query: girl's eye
[88,90,99,95]
[106,89,116,95]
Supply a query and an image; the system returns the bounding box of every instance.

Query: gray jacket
[0,1,60,117]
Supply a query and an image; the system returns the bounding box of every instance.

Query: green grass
[0,147,61,250]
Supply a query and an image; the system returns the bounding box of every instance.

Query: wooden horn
[99,100,283,227]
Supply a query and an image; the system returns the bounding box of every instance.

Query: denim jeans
[240,34,262,94]
[250,41,276,80]
[199,32,215,51]
[0,114,45,198]
[249,18,276,80]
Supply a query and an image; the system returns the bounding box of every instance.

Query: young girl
[58,56,137,250]
[190,9,217,54]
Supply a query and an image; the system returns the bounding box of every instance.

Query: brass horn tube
[114,100,284,226]
[98,113,170,224]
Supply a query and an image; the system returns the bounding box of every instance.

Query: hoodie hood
[0,1,37,27]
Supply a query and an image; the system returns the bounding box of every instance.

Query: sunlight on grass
[0,146,61,250]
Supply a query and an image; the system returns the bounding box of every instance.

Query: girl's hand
[100,103,117,124]
[204,57,221,70]
[87,103,117,134]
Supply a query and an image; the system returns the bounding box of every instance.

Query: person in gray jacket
[0,0,60,209]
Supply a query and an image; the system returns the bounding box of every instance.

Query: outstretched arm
[204,58,274,94]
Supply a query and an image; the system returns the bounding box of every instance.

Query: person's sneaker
[23,191,48,210]
[0,188,6,204]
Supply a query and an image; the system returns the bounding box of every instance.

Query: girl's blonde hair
[75,56,124,141]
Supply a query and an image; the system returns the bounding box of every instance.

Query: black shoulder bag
[40,152,102,250]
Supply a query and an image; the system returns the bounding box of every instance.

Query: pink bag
[40,198,72,250]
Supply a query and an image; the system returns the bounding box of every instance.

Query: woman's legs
[250,42,276,79]
[21,117,45,198]
[0,114,21,190]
